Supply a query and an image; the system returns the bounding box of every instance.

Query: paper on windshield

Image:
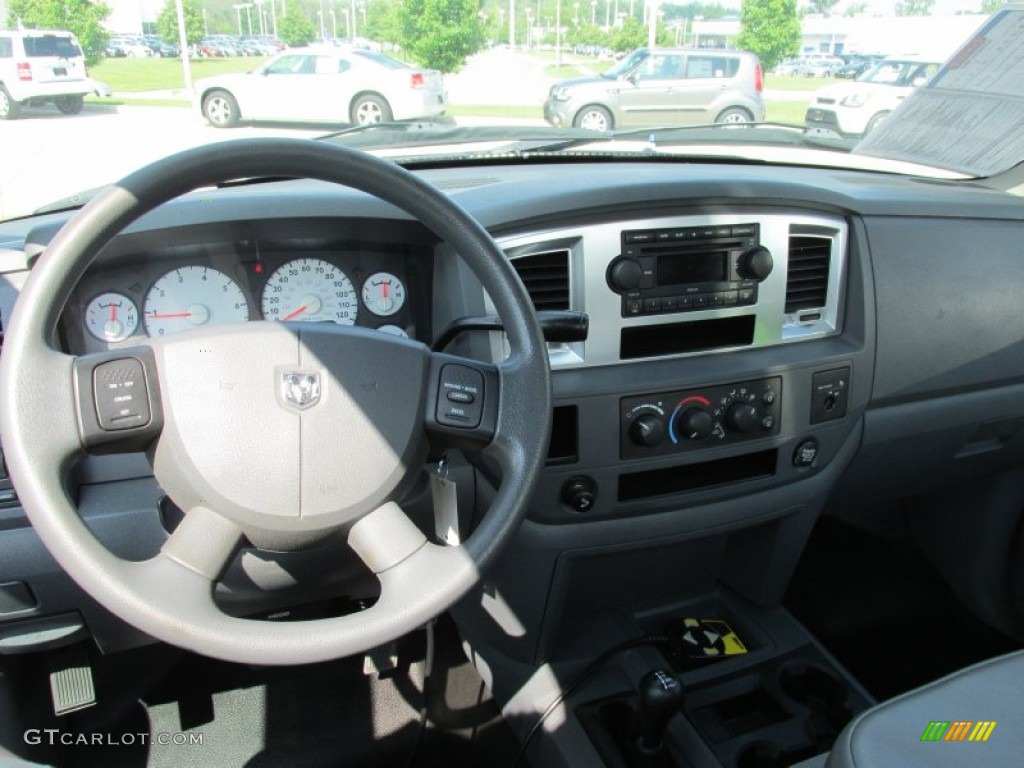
[854,7,1024,177]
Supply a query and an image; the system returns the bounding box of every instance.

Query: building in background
[691,14,988,61]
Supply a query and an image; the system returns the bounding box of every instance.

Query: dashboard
[58,217,433,355]
[1,159,1024,663]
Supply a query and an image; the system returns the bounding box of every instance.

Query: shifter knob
[636,669,685,754]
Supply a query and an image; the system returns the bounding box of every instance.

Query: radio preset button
[662,297,678,311]
[677,295,693,308]
[693,295,709,308]
[714,226,732,238]
[723,290,739,306]
[625,232,654,243]
[738,288,756,304]
[643,298,662,313]
[732,224,756,237]
[625,299,643,316]
[709,293,724,306]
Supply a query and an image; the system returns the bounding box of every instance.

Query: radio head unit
[608,224,773,318]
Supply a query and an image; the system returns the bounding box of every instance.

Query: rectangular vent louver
[785,236,832,313]
[511,250,570,311]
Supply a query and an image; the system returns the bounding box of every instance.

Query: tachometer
[85,292,139,343]
[261,258,358,324]
[143,266,249,337]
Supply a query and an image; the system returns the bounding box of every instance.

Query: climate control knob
[676,408,714,440]
[725,402,760,433]
[630,415,665,447]
[737,246,774,281]
[608,257,644,292]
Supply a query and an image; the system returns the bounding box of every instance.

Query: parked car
[834,54,883,79]
[0,28,103,119]
[801,54,843,77]
[773,56,804,76]
[143,36,179,58]
[108,36,152,58]
[544,47,765,131]
[805,56,940,138]
[194,47,447,127]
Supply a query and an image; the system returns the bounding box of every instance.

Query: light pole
[590,0,596,23]
[330,9,337,37]
[245,4,253,35]
[556,0,562,66]
[573,1,579,25]
[525,7,533,48]
[350,0,357,39]
[253,0,266,36]
[202,8,208,35]
[509,0,515,47]
[317,10,325,40]
[233,3,245,35]
[342,7,350,37]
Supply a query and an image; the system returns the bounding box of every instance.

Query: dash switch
[810,367,850,424]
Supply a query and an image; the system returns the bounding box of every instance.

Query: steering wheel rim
[0,138,551,665]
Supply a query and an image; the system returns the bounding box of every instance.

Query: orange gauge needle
[282,305,308,321]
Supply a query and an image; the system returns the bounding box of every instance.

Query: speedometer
[261,258,358,325]
[143,266,249,337]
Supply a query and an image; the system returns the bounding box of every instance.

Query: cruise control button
[437,365,484,428]
[93,358,151,431]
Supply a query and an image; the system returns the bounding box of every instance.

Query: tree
[398,0,484,73]
[278,2,317,46]
[737,0,800,71]
[157,0,205,47]
[895,0,934,14]
[843,1,868,16]
[980,0,1006,11]
[6,0,110,66]
[365,0,404,45]
[804,0,839,16]
[608,16,646,52]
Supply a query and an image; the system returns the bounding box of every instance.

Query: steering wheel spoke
[71,346,163,454]
[160,505,244,582]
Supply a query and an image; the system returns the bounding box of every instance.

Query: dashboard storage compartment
[620,316,756,360]
[618,450,777,502]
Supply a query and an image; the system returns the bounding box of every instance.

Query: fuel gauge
[85,292,139,343]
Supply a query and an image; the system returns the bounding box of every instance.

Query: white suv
[0,29,99,119]
[805,57,940,138]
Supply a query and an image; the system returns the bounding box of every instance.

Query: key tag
[431,456,460,546]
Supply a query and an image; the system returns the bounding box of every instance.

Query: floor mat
[785,515,1021,700]
[4,616,517,768]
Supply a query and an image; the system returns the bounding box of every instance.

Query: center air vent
[511,250,570,311]
[785,235,832,313]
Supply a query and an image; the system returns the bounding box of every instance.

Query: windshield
[0,5,1020,222]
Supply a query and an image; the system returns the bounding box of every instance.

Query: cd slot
[620,316,755,359]
[618,449,777,501]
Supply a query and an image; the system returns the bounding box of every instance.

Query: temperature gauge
[362,272,406,317]
[85,292,138,343]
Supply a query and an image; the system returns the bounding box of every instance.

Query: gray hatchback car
[544,47,765,131]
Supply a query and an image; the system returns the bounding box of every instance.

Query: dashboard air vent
[785,236,832,313]
[511,250,570,311]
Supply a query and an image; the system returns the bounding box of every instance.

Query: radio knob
[608,257,644,292]
[630,415,665,447]
[725,402,760,433]
[676,408,714,440]
[738,246,774,281]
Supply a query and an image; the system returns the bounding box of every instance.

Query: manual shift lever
[635,669,685,754]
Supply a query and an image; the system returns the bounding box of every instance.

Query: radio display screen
[657,252,728,285]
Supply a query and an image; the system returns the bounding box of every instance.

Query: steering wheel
[0,139,551,665]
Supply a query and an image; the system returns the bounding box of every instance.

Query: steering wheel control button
[562,476,597,513]
[810,367,851,424]
[437,364,484,428]
[93,358,152,430]
[793,439,820,468]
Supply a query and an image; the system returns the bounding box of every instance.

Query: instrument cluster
[66,249,418,353]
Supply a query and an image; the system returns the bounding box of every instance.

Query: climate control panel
[620,377,782,459]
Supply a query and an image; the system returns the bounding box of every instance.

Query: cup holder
[778,661,853,735]
[736,740,789,768]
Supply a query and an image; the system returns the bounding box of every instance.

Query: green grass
[764,74,837,92]
[447,104,542,118]
[545,63,585,77]
[86,96,191,108]
[90,57,268,92]
[764,99,810,127]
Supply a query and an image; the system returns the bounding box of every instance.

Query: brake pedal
[363,641,399,678]
[48,645,96,716]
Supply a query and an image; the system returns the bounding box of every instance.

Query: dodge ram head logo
[281,372,321,410]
